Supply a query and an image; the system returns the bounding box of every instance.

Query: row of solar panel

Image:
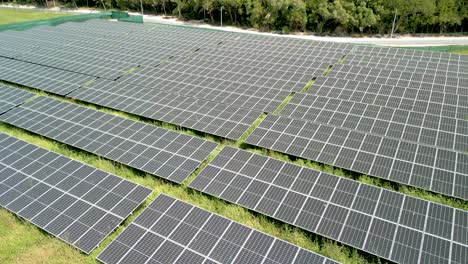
[1,82,466,264]
[189,146,467,264]
[0,96,218,183]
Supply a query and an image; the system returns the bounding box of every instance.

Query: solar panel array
[0,57,95,96]
[68,79,263,140]
[343,54,468,78]
[245,114,468,199]
[98,194,338,264]
[0,96,218,183]
[308,76,468,120]
[326,64,468,95]
[189,147,468,264]
[0,84,35,115]
[0,132,152,253]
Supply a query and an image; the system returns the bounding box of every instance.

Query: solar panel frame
[326,64,468,95]
[97,193,339,264]
[0,132,152,254]
[118,65,292,111]
[189,146,468,264]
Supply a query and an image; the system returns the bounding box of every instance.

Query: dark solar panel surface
[244,115,468,200]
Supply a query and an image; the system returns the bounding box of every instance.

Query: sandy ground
[2,4,468,47]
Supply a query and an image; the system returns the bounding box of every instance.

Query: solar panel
[97,193,339,264]
[244,114,468,200]
[0,84,36,115]
[0,132,152,253]
[280,93,467,152]
[0,96,218,183]
[189,146,468,264]
[326,64,468,95]
[308,76,468,120]
[68,79,263,140]
[0,19,234,69]
[350,46,468,65]
[343,54,468,78]
[0,57,96,96]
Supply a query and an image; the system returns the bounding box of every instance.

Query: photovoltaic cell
[189,146,468,264]
[0,132,152,253]
[244,114,468,200]
[0,57,96,96]
[0,96,218,183]
[0,84,35,115]
[97,193,339,264]
[68,79,263,140]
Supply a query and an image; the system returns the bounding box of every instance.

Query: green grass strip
[273,92,295,114]
[236,113,268,146]
[322,65,333,76]
[300,79,316,93]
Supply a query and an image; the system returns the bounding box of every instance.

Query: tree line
[10,0,468,34]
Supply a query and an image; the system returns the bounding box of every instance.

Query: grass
[0,8,70,25]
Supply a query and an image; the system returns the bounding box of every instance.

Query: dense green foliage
[5,0,468,33]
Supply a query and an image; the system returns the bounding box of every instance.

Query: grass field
[0,8,69,25]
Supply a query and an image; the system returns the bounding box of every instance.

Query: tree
[220,0,243,24]
[348,0,381,33]
[171,0,187,17]
[433,0,462,32]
